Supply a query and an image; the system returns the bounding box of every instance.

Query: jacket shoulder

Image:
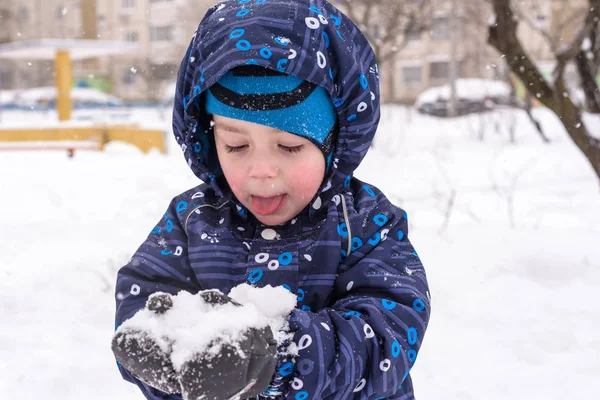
[336,178,414,272]
[345,178,405,223]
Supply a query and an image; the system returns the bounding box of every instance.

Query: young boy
[113,0,430,399]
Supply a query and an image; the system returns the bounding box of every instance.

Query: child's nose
[248,158,278,179]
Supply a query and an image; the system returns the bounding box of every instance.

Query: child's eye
[224,144,248,153]
[279,144,304,154]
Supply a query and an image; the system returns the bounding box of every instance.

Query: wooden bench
[0,141,102,157]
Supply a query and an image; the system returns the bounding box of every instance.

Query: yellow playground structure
[0,39,166,155]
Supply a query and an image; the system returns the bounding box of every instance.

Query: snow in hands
[112,284,297,399]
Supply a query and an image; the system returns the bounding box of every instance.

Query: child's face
[213,115,325,226]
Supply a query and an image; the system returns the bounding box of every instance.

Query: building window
[123,68,137,86]
[431,17,449,40]
[18,7,29,23]
[150,25,174,42]
[55,6,66,20]
[402,66,422,88]
[405,24,421,42]
[534,14,549,28]
[122,0,136,8]
[124,31,139,42]
[149,63,178,80]
[429,61,450,80]
[0,69,14,88]
[20,71,33,87]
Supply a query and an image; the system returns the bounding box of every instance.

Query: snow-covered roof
[161,81,177,104]
[0,39,139,60]
[13,87,123,106]
[0,90,18,105]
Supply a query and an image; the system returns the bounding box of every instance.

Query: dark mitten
[179,326,278,400]
[198,289,242,306]
[112,293,180,394]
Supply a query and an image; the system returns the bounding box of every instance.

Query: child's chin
[253,213,289,226]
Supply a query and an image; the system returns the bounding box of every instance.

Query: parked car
[0,89,18,109]
[416,78,514,117]
[12,86,123,110]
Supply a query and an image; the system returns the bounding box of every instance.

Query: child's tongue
[252,195,285,215]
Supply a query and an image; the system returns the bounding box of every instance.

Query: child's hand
[113,287,288,399]
[111,294,180,393]
[178,325,277,400]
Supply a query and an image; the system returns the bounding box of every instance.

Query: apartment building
[393,1,496,103]
[0,0,216,99]
[0,0,591,103]
[96,0,216,101]
[392,0,589,103]
[386,0,499,103]
[0,0,83,89]
[331,0,499,103]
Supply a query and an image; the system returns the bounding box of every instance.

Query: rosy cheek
[222,166,245,195]
[289,163,323,195]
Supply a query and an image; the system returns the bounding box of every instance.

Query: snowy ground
[1,105,599,399]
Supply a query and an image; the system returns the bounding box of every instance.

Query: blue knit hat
[205,66,338,159]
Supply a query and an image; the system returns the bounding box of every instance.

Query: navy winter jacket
[114,0,431,399]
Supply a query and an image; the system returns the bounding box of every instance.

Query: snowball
[116,284,297,370]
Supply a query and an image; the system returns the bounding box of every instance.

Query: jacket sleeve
[114,196,200,400]
[283,210,431,399]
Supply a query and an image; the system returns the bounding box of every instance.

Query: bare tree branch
[556,6,598,63]
[576,20,600,113]
[337,0,431,101]
[553,1,600,111]
[338,0,431,64]
[512,1,558,54]
[488,0,600,182]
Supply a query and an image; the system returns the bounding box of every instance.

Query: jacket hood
[172,0,380,218]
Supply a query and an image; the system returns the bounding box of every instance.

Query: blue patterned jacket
[114,0,431,399]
